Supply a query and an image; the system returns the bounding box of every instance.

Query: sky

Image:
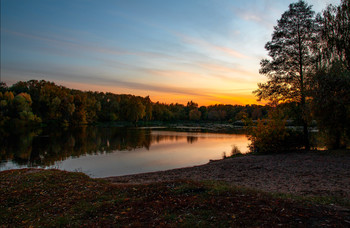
[0,0,340,106]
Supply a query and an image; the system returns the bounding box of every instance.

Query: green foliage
[0,91,40,124]
[122,97,146,123]
[14,94,31,114]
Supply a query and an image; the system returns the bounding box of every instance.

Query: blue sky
[1,0,340,105]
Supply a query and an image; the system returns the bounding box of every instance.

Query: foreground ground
[106,152,350,200]
[1,165,350,227]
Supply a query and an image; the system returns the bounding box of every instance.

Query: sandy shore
[104,152,350,198]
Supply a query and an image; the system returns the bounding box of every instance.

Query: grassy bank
[1,169,349,227]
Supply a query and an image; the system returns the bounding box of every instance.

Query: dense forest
[0,80,268,126]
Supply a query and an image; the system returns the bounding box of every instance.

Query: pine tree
[255,0,319,150]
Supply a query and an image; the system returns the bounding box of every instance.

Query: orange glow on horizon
[59,81,263,106]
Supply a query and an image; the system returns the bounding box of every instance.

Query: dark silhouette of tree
[144,96,153,121]
[169,103,186,120]
[312,62,350,149]
[255,0,319,150]
[189,109,201,121]
[0,82,8,93]
[199,106,208,120]
[309,0,350,149]
[317,0,350,70]
[124,97,146,124]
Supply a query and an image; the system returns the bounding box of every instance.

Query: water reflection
[0,126,249,177]
[1,127,151,167]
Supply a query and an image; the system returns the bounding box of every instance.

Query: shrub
[247,110,304,154]
[230,145,242,156]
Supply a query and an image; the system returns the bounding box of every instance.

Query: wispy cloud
[176,33,250,59]
[2,65,213,98]
[146,69,206,81]
[2,29,169,59]
[234,9,274,29]
[98,77,209,97]
[197,63,258,79]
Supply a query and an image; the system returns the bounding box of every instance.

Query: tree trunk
[298,25,310,151]
[302,119,310,150]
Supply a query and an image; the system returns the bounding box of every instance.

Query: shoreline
[104,151,350,199]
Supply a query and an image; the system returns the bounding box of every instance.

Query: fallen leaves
[1,169,349,227]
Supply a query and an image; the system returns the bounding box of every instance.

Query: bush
[231,145,242,156]
[247,110,304,154]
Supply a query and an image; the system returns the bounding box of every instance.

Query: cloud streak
[2,65,215,99]
[2,29,171,59]
[176,33,250,59]
[197,63,258,78]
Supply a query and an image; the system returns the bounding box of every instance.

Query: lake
[0,126,249,178]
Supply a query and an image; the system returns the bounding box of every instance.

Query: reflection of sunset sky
[52,131,249,177]
[1,0,339,105]
[149,131,246,146]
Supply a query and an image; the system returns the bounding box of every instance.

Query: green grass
[1,169,349,227]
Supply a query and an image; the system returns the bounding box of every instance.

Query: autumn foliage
[247,110,304,154]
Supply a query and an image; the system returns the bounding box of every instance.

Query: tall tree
[311,0,350,149]
[317,0,350,70]
[255,0,318,150]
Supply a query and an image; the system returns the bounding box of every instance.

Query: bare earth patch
[104,152,350,199]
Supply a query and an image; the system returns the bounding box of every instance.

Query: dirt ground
[104,152,350,198]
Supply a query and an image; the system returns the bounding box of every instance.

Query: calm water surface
[0,126,249,177]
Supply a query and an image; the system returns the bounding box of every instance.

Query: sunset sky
[1,0,339,106]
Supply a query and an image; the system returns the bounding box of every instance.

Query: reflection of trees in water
[151,134,188,143]
[187,136,198,144]
[0,127,200,168]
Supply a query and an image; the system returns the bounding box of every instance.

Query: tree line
[251,0,350,151]
[0,80,268,126]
